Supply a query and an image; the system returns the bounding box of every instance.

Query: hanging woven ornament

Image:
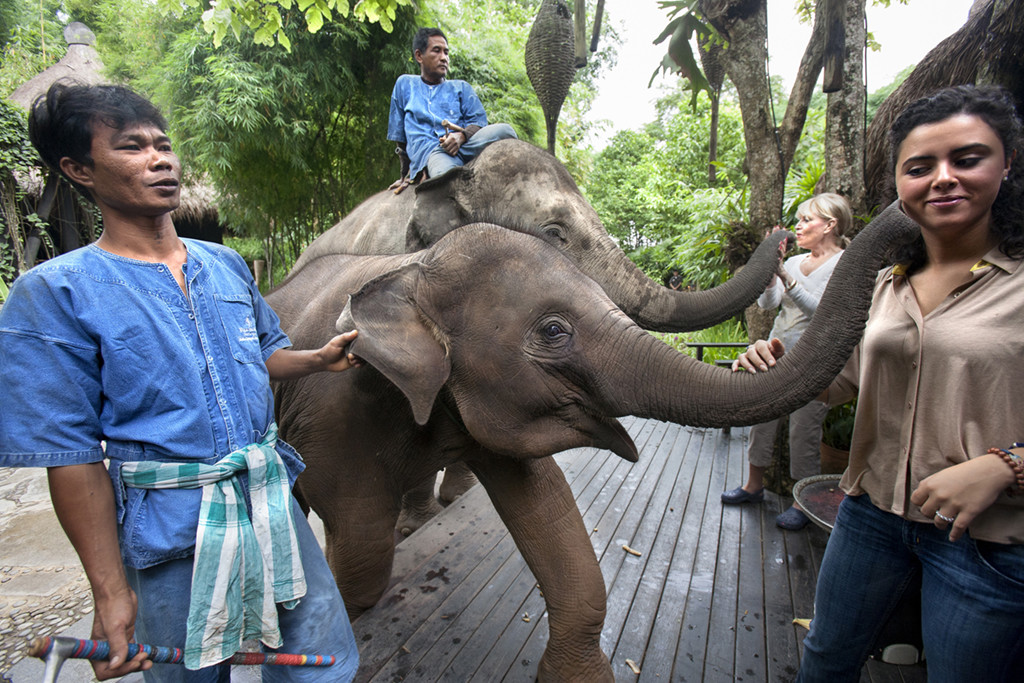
[525,0,577,155]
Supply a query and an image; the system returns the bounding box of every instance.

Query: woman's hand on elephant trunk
[731,338,786,374]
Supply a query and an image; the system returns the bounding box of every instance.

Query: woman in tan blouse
[736,85,1024,682]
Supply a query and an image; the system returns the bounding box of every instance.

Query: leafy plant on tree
[155,0,413,51]
[0,99,49,293]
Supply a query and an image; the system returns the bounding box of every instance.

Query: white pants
[746,400,830,481]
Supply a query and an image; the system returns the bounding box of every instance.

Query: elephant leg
[438,461,478,504]
[317,497,400,620]
[470,456,613,683]
[396,473,444,537]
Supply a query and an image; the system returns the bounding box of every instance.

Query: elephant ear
[406,166,476,250]
[336,263,451,426]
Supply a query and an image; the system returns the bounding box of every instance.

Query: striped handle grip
[29,636,335,667]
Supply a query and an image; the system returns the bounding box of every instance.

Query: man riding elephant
[387,27,518,194]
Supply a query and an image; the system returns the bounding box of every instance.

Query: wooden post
[254,259,265,288]
[822,0,845,93]
[574,0,587,67]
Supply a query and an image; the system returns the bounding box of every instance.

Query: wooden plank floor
[350,417,926,682]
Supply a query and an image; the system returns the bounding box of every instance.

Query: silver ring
[935,511,955,523]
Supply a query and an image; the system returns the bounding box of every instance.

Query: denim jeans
[426,122,517,177]
[796,493,1024,683]
[125,498,358,682]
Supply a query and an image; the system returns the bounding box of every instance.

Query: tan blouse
[829,247,1024,544]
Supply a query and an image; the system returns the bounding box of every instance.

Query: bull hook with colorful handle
[29,635,335,683]
[440,119,466,136]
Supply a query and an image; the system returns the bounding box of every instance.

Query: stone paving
[0,467,95,681]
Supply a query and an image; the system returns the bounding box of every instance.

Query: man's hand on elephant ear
[321,330,362,372]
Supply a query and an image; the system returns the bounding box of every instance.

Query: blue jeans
[125,499,358,682]
[426,122,517,177]
[797,494,1024,683]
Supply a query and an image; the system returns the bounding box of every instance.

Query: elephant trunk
[599,203,919,426]
[585,230,791,333]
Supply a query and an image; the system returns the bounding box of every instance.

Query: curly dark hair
[887,84,1024,270]
[28,82,168,203]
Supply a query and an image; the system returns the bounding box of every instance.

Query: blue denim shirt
[387,74,488,179]
[0,239,300,568]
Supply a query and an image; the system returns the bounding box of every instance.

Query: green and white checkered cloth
[120,423,306,669]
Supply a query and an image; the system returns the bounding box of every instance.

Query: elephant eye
[542,224,567,243]
[542,321,569,340]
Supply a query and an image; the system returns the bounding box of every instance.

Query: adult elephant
[267,204,917,682]
[292,138,789,334]
[293,138,792,530]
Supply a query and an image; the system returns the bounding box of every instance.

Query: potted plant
[820,399,856,474]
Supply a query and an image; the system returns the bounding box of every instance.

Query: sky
[585,0,976,148]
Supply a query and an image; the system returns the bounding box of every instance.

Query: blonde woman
[722,193,852,531]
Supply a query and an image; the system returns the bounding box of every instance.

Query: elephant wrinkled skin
[292,138,792,532]
[267,205,917,682]
[293,138,790,334]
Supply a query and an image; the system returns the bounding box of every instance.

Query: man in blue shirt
[387,27,517,194]
[0,83,360,681]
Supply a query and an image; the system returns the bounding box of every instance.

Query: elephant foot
[537,647,613,683]
[395,495,444,537]
[438,462,478,504]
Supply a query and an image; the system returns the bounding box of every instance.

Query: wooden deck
[350,417,926,682]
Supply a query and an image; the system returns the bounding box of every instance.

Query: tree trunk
[824,0,867,215]
[700,0,828,230]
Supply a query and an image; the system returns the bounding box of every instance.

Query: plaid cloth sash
[119,424,306,669]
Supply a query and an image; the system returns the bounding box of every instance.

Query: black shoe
[721,486,765,505]
[776,506,810,530]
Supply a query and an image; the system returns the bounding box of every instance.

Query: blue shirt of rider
[387,74,488,179]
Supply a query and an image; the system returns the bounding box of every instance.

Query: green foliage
[653,318,747,364]
[0,97,43,286]
[650,0,718,108]
[63,0,187,85]
[585,87,747,289]
[783,156,824,223]
[0,0,67,98]
[822,399,857,450]
[421,0,617,167]
[660,186,747,290]
[866,64,913,124]
[146,6,418,268]
[155,0,413,51]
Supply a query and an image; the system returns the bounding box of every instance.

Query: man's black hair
[413,27,447,58]
[28,81,168,201]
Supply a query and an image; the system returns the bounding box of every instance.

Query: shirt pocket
[215,293,262,363]
[432,91,463,121]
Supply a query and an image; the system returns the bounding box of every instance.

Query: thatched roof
[9,23,107,110]
[173,181,222,227]
[864,0,1024,207]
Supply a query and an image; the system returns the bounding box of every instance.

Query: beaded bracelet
[989,447,1024,496]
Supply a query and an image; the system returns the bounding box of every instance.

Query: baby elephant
[267,210,915,682]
